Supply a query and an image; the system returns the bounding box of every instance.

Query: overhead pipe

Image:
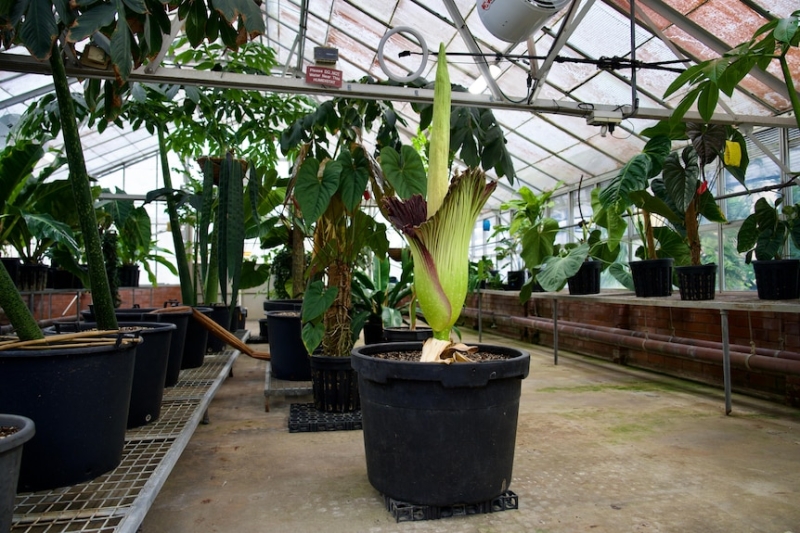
[461,308,800,376]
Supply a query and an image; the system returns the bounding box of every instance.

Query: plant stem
[0,260,43,340]
[291,220,305,298]
[158,125,195,306]
[779,56,800,132]
[49,47,117,330]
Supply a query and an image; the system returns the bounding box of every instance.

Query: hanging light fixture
[477,0,571,43]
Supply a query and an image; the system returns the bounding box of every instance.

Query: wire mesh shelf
[11,345,240,533]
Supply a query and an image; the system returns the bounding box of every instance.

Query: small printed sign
[305,66,343,88]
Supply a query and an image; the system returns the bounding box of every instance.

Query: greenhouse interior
[0,0,799,531]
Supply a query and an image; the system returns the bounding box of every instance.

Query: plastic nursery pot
[567,260,602,295]
[182,307,213,369]
[351,342,530,507]
[205,304,231,353]
[0,338,137,492]
[309,354,359,413]
[266,311,311,381]
[151,307,192,387]
[382,326,433,343]
[629,258,673,297]
[752,259,800,300]
[0,414,34,532]
[676,263,717,301]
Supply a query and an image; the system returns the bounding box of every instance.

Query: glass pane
[722,227,756,291]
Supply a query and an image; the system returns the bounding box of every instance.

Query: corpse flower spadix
[383,44,497,355]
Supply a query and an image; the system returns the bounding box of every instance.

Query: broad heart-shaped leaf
[653,226,691,265]
[608,262,634,291]
[696,189,726,223]
[239,259,270,290]
[537,243,590,292]
[662,147,699,213]
[301,322,324,356]
[755,225,786,260]
[686,123,726,167]
[301,280,338,323]
[337,148,370,213]
[22,212,79,255]
[598,153,652,210]
[520,217,559,268]
[295,158,341,223]
[736,214,759,253]
[380,145,426,199]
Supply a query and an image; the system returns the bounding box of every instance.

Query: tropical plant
[382,44,512,362]
[351,253,414,337]
[0,0,265,338]
[737,196,800,262]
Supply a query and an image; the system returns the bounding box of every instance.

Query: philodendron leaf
[537,243,590,292]
[295,158,341,223]
[301,280,338,323]
[301,322,324,355]
[22,212,80,255]
[608,262,634,291]
[337,148,370,213]
[380,145,427,199]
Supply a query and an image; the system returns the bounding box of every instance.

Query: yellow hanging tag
[724,140,742,167]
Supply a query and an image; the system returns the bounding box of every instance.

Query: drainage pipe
[461,308,800,377]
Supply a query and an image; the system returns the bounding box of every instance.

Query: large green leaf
[337,148,370,213]
[109,1,133,81]
[629,190,683,226]
[380,145,426,199]
[537,243,590,292]
[0,142,43,212]
[19,0,58,60]
[295,158,341,223]
[22,211,79,255]
[301,280,338,323]
[68,2,116,41]
[520,217,559,268]
[662,148,699,212]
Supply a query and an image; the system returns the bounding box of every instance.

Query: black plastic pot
[266,311,311,381]
[362,315,384,345]
[505,270,527,290]
[351,342,530,506]
[677,263,717,301]
[310,354,359,413]
[155,308,192,387]
[0,414,34,532]
[567,260,602,295]
[630,258,673,297]
[0,257,20,287]
[0,340,137,492]
[46,321,176,429]
[17,262,48,292]
[383,326,433,342]
[206,304,230,353]
[182,307,212,369]
[118,264,140,287]
[81,305,158,322]
[258,317,269,339]
[752,259,800,300]
[260,300,303,344]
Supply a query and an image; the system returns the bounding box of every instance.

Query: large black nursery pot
[0,414,34,532]
[630,258,673,297]
[362,314,384,345]
[46,321,176,429]
[0,339,137,492]
[260,299,303,343]
[752,259,800,300]
[567,260,602,295]
[351,342,530,507]
[206,303,230,353]
[182,306,212,369]
[266,310,311,381]
[118,263,140,287]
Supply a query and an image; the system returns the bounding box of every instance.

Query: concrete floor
[141,322,800,533]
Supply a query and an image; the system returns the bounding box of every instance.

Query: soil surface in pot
[370,350,513,362]
[0,426,20,438]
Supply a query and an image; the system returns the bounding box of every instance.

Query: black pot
[231,305,247,331]
[0,414,34,532]
[505,270,527,290]
[46,321,176,429]
[206,304,230,353]
[677,263,717,301]
[362,315,384,345]
[0,340,137,492]
[383,326,433,342]
[351,342,530,506]
[154,307,192,387]
[48,268,83,289]
[17,262,48,292]
[0,257,20,287]
[81,305,159,322]
[630,258,673,297]
[567,260,602,295]
[182,307,212,369]
[752,259,800,300]
[263,299,303,313]
[258,317,269,339]
[119,264,140,287]
[266,311,311,381]
[310,354,359,413]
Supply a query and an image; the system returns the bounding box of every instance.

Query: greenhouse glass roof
[0,0,797,212]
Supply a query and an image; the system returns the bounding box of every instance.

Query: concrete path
[141,326,800,533]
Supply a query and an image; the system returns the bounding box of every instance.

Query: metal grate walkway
[10,348,240,533]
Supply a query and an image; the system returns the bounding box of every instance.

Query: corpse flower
[383,44,496,362]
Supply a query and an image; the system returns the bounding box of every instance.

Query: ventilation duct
[477,0,571,43]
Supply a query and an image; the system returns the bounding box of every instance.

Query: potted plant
[352,253,415,345]
[351,45,530,508]
[0,413,34,531]
[627,122,748,300]
[736,196,800,299]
